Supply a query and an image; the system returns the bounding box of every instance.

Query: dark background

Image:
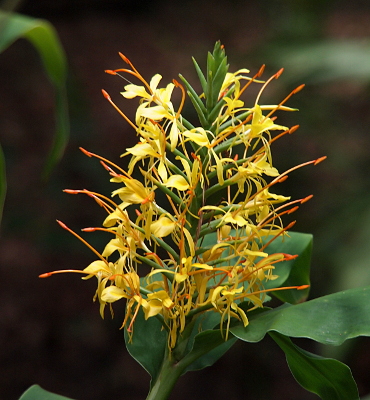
[1,0,370,399]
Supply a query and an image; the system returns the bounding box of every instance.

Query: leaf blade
[270,332,359,400]
[19,385,75,400]
[231,286,370,345]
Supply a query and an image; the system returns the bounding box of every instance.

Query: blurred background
[1,0,370,399]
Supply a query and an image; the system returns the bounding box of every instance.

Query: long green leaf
[181,329,237,374]
[175,311,236,374]
[124,308,167,383]
[19,385,75,400]
[270,332,359,400]
[0,11,69,178]
[231,286,370,345]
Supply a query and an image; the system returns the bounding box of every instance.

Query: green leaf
[174,311,236,374]
[263,231,312,304]
[192,56,207,94]
[231,286,370,345]
[19,385,75,400]
[181,329,237,374]
[124,307,167,383]
[0,11,69,178]
[270,332,359,400]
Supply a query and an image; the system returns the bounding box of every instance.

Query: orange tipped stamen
[101,89,111,100]
[275,68,284,79]
[104,70,117,75]
[235,283,310,301]
[79,148,130,177]
[301,194,313,204]
[79,147,92,157]
[314,156,327,165]
[293,84,305,94]
[238,66,266,98]
[101,90,137,130]
[255,70,282,105]
[269,125,299,145]
[57,220,109,265]
[277,175,288,183]
[39,269,91,278]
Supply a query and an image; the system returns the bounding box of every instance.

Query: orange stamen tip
[63,189,79,194]
[278,175,288,183]
[57,220,68,229]
[290,125,300,134]
[135,209,141,216]
[258,64,265,77]
[288,206,299,214]
[191,152,198,160]
[275,68,284,79]
[79,147,92,157]
[301,194,313,204]
[286,221,296,229]
[234,154,239,161]
[39,272,52,278]
[105,69,117,75]
[314,156,327,165]
[118,52,130,63]
[294,84,305,94]
[297,285,310,290]
[81,228,96,232]
[101,89,111,100]
[284,254,298,260]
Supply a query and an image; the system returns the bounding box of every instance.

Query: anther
[275,68,284,79]
[63,189,80,194]
[79,147,92,157]
[314,156,327,165]
[118,52,130,64]
[293,84,305,94]
[101,89,111,100]
[277,175,288,183]
[289,125,300,134]
[257,65,265,77]
[301,194,313,204]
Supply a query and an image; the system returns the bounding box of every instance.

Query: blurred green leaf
[270,332,359,400]
[231,286,370,345]
[124,308,167,383]
[0,10,69,205]
[269,40,370,84]
[19,385,75,400]
[263,231,312,304]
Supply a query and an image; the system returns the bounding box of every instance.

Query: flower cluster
[41,43,323,348]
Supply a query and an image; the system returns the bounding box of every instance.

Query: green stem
[145,352,185,400]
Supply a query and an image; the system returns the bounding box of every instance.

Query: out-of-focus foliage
[0,10,69,224]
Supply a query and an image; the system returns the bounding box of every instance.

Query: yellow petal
[164,175,189,191]
[151,216,176,237]
[101,285,129,302]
